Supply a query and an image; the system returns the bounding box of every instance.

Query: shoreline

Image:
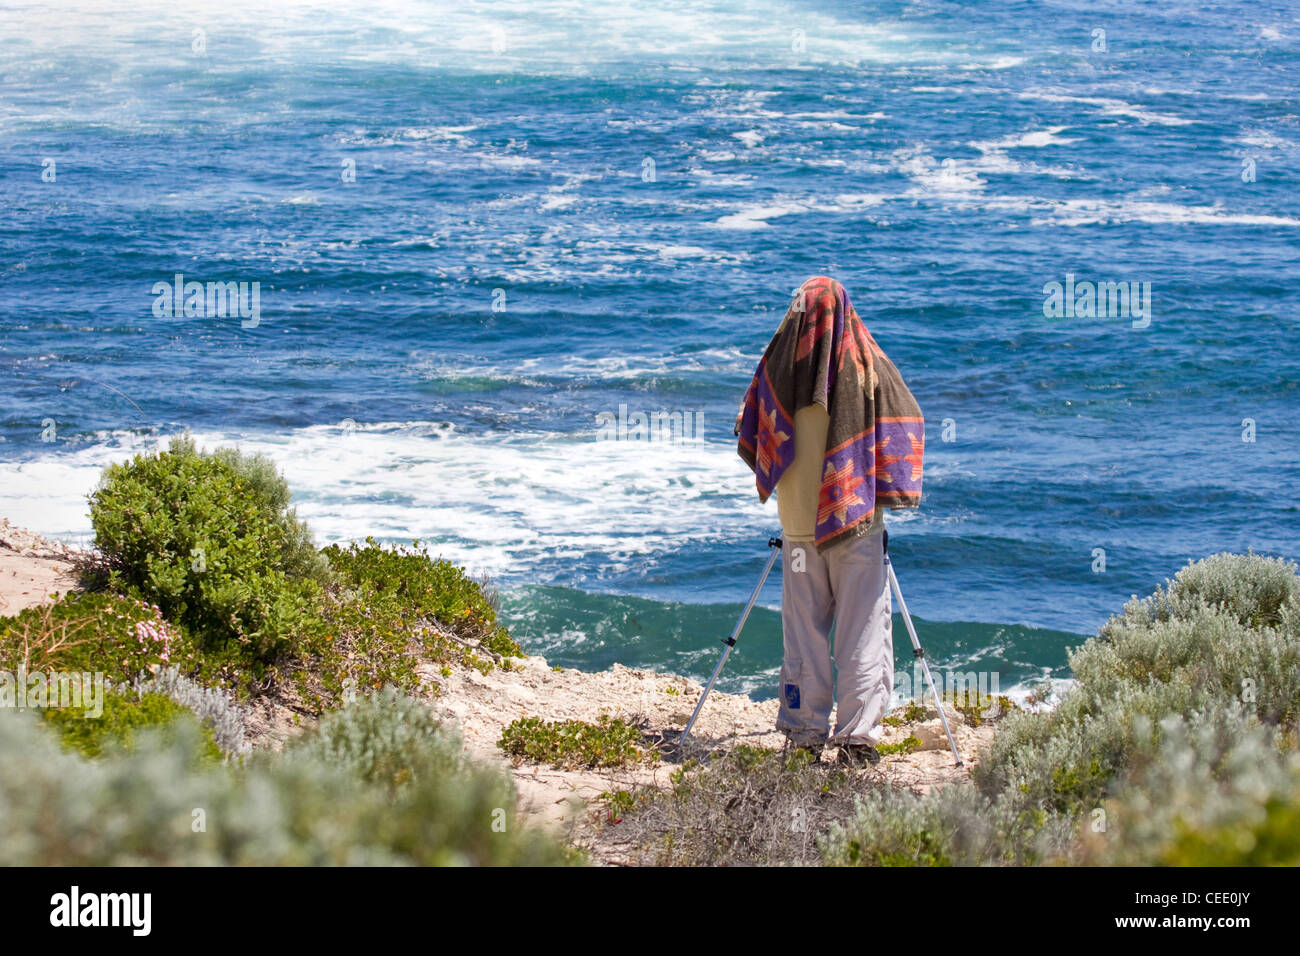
[0,517,995,858]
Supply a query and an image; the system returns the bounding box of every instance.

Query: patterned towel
[735,276,924,552]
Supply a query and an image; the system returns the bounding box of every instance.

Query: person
[735,276,924,766]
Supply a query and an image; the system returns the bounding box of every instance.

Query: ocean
[2,0,1298,701]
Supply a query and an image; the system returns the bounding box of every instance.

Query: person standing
[735,276,925,766]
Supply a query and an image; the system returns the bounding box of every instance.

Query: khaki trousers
[776,530,893,747]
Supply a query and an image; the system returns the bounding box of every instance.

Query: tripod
[678,536,783,748]
[679,533,963,767]
[883,532,962,767]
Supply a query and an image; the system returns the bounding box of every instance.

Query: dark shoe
[782,737,825,763]
[837,743,881,767]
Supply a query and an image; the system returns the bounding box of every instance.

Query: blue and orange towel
[736,276,924,552]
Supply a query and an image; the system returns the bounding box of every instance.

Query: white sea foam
[1,0,944,74]
[1029,198,1300,227]
[793,172,1300,226]
[688,168,757,188]
[410,347,754,385]
[972,126,1079,151]
[785,110,887,122]
[709,189,893,228]
[1017,90,1197,126]
[0,423,764,582]
[712,201,806,230]
[1238,128,1297,151]
[475,153,544,170]
[654,244,716,259]
[894,147,988,196]
[959,55,1026,71]
[402,126,477,146]
[539,190,581,211]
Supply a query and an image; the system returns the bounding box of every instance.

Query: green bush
[942,690,1019,728]
[324,539,520,658]
[279,686,460,792]
[593,744,864,866]
[41,689,222,764]
[292,540,523,710]
[0,591,197,684]
[85,440,521,703]
[1078,705,1300,865]
[825,552,1300,866]
[88,436,330,674]
[499,714,650,769]
[876,734,922,756]
[0,690,574,866]
[821,782,1074,867]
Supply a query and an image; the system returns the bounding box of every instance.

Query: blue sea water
[2,0,1298,700]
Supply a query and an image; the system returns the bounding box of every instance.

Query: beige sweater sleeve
[775,404,885,542]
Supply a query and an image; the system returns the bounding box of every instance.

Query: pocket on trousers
[839,529,884,565]
[781,658,803,710]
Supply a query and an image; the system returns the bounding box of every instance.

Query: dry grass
[591,744,903,866]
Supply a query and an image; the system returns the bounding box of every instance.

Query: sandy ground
[1,519,994,861]
[419,651,993,851]
[0,518,83,616]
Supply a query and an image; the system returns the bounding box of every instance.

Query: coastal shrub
[1075,590,1300,728]
[1080,706,1300,865]
[876,734,922,757]
[824,552,1300,866]
[39,688,223,764]
[499,714,650,769]
[0,591,196,685]
[83,440,521,703]
[980,555,1300,805]
[941,690,1019,727]
[595,745,863,866]
[88,435,330,670]
[976,678,1204,815]
[0,692,573,866]
[1101,550,1298,632]
[204,445,333,586]
[278,687,458,792]
[324,539,520,659]
[882,701,930,728]
[132,665,250,758]
[821,782,1075,867]
[293,540,522,710]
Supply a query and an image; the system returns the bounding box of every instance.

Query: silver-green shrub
[132,665,250,759]
[983,553,1300,812]
[821,782,1077,867]
[978,668,1208,813]
[0,690,573,866]
[276,687,460,789]
[1084,704,1300,865]
[1102,550,1298,632]
[823,552,1300,866]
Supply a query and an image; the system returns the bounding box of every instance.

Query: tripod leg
[885,556,963,767]
[680,537,782,747]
